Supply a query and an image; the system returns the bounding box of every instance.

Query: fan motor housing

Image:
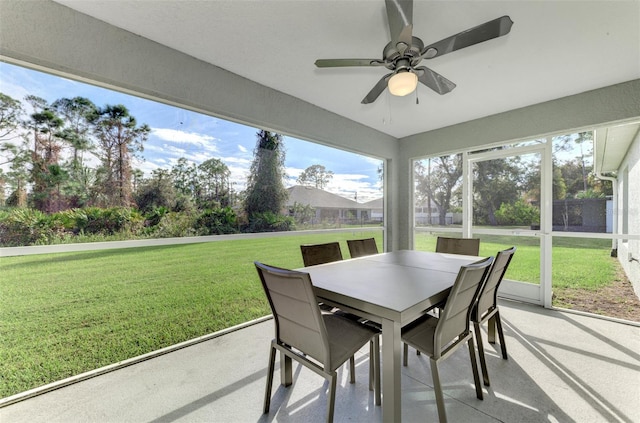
[383,36,425,68]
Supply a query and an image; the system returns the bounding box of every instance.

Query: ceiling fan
[314,0,514,104]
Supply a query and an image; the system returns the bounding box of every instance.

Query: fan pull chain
[416,85,420,105]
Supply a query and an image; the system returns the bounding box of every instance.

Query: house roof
[362,198,383,210]
[288,185,375,209]
[594,122,640,174]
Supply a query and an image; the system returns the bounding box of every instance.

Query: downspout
[596,171,618,256]
[594,128,619,257]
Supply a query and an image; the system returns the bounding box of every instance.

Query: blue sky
[0,62,383,202]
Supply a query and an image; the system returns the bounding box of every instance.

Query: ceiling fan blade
[421,15,514,59]
[414,66,456,95]
[361,73,393,104]
[315,59,384,68]
[385,0,413,50]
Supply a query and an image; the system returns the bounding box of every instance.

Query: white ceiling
[54,0,640,140]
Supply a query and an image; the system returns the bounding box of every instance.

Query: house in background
[414,199,460,226]
[362,197,383,222]
[595,123,640,296]
[286,185,382,225]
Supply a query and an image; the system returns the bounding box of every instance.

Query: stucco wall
[617,132,640,297]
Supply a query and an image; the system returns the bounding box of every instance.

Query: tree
[557,158,591,198]
[0,93,27,204]
[171,157,198,198]
[297,164,333,189]
[51,97,96,170]
[134,169,177,213]
[0,93,23,141]
[472,157,524,226]
[556,132,593,193]
[25,95,66,212]
[198,158,231,208]
[52,97,97,206]
[244,130,288,217]
[414,154,462,225]
[91,105,150,207]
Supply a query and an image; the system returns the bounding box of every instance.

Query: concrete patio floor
[1,300,639,423]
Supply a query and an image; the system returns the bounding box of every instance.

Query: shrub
[245,211,295,233]
[195,207,238,235]
[495,199,539,226]
[0,208,65,246]
[151,211,199,238]
[145,206,169,227]
[58,207,144,236]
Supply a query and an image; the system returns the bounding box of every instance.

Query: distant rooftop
[287,185,381,209]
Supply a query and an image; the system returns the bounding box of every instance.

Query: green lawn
[0,231,617,398]
[415,232,616,289]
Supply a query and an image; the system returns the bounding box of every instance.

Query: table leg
[381,318,402,422]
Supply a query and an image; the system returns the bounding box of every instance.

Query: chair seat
[324,314,379,370]
[402,314,438,356]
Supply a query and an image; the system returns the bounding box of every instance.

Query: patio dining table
[293,249,481,422]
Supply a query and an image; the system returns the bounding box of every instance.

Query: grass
[0,230,617,398]
[414,232,616,289]
[0,231,380,398]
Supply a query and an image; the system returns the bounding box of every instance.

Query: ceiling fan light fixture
[388,70,418,96]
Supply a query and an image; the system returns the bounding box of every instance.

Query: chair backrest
[434,256,493,357]
[436,236,480,256]
[300,242,343,266]
[473,247,516,321]
[347,238,379,258]
[255,262,330,364]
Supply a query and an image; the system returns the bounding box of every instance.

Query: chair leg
[326,371,337,423]
[467,338,483,400]
[280,347,292,387]
[263,345,277,414]
[430,359,447,423]
[473,322,490,386]
[488,315,497,344]
[495,310,508,359]
[349,356,356,384]
[403,342,408,366]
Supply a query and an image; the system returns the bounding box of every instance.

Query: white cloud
[162,144,187,156]
[285,166,304,179]
[326,173,382,203]
[228,165,250,191]
[151,128,219,153]
[223,156,252,166]
[237,144,248,153]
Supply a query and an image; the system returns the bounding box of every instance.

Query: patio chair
[300,242,343,267]
[347,237,379,258]
[255,262,380,423]
[436,236,480,256]
[300,242,344,312]
[401,256,493,423]
[300,240,379,395]
[472,246,516,386]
